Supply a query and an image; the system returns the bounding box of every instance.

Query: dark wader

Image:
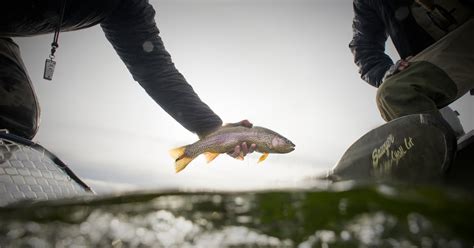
[0,37,40,139]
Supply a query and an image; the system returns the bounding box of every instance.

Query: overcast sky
[14,0,473,193]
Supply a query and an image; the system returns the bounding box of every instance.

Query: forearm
[100,0,222,135]
[139,71,223,136]
[349,0,393,87]
[350,42,393,87]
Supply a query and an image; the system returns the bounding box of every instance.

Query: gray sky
[14,0,473,192]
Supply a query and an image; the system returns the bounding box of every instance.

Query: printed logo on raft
[372,134,415,174]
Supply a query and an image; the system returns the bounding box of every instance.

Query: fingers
[249,143,256,153]
[399,60,409,67]
[229,145,241,158]
[227,142,257,159]
[239,142,256,156]
[223,120,253,128]
[398,64,409,71]
[239,119,253,128]
[383,57,413,82]
[241,142,248,155]
[398,59,410,71]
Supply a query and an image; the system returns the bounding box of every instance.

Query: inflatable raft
[329,113,474,190]
[0,130,93,206]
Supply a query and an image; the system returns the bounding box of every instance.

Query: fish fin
[204,152,220,164]
[175,156,194,173]
[170,146,194,173]
[169,146,186,160]
[258,153,269,163]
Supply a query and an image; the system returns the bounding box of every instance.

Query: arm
[100,0,222,136]
[348,0,394,88]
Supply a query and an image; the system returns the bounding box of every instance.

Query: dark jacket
[349,0,435,87]
[0,0,223,136]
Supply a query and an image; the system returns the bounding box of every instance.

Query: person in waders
[0,0,255,158]
[330,0,474,183]
[350,0,473,134]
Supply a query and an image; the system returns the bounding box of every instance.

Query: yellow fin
[204,152,219,163]
[237,151,246,161]
[170,146,194,173]
[175,156,194,173]
[258,153,269,163]
[169,146,186,160]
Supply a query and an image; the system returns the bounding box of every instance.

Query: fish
[169,126,295,173]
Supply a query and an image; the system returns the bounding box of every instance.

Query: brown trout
[169,126,295,173]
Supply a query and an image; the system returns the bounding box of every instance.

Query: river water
[0,183,473,248]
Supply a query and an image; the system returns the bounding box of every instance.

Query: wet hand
[228,142,257,160]
[383,56,413,81]
[223,120,257,160]
[222,119,253,128]
[397,56,412,71]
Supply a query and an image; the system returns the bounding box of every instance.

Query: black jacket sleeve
[100,0,222,136]
[349,0,394,88]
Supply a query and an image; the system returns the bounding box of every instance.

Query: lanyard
[44,0,67,81]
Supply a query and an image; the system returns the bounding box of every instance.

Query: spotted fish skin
[170,126,295,173]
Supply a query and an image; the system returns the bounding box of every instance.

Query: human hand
[383,56,413,81]
[222,120,257,160]
[197,120,257,160]
[397,56,412,71]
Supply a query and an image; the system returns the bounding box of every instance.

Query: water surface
[1,183,473,247]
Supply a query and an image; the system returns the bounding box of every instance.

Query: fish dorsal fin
[204,152,219,163]
[258,153,269,163]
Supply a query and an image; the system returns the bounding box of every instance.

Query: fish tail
[175,156,194,173]
[169,146,187,160]
[169,146,195,173]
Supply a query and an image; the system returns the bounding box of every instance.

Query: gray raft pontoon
[329,113,474,190]
[0,130,93,207]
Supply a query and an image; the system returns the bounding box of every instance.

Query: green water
[1,184,473,247]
